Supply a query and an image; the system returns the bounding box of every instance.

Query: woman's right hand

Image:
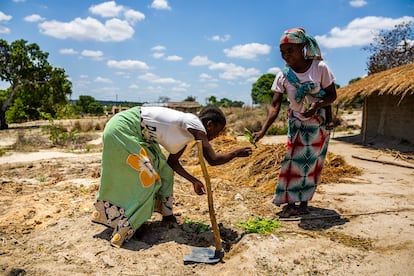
[253,130,266,143]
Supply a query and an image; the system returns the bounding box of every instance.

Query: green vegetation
[236,217,282,234]
[183,218,210,234]
[243,127,257,148]
[0,39,72,129]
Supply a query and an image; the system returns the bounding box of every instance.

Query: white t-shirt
[271,60,335,121]
[140,106,206,154]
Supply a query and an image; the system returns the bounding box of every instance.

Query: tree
[73,95,103,115]
[183,96,196,102]
[363,21,414,74]
[0,39,72,129]
[206,95,218,106]
[251,73,277,105]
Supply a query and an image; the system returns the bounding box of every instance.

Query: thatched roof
[336,62,414,103]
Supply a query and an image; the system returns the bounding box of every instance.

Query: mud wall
[363,94,414,143]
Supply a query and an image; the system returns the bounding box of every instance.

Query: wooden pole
[362,97,368,145]
[196,140,222,252]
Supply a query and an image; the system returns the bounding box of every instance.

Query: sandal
[278,204,298,218]
[297,202,310,215]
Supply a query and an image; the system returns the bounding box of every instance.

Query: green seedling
[184,218,210,234]
[243,128,257,148]
[304,96,311,111]
[236,217,281,234]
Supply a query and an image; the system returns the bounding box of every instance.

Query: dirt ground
[0,113,414,276]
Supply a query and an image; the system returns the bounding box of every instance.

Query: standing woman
[253,27,337,218]
[92,105,252,247]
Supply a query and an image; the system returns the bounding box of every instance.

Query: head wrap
[279,27,322,60]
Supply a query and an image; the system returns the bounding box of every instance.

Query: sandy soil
[1,115,414,276]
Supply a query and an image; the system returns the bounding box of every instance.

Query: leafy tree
[73,95,103,115]
[363,21,414,74]
[0,39,72,129]
[205,95,244,107]
[251,73,277,105]
[183,96,196,102]
[206,95,218,106]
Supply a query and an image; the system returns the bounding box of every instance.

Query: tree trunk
[0,109,7,130]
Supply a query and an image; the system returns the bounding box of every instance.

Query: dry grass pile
[182,135,363,195]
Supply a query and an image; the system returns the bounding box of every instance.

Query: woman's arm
[190,129,252,166]
[167,146,206,195]
[253,92,283,143]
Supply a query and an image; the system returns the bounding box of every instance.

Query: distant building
[336,62,414,145]
[111,105,129,114]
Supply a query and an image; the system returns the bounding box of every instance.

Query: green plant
[37,176,47,182]
[184,218,210,233]
[236,217,281,234]
[243,127,257,148]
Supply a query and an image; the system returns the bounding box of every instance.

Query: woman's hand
[253,130,266,143]
[234,147,253,157]
[301,102,318,118]
[193,180,206,195]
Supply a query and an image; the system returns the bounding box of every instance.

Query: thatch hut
[336,62,414,145]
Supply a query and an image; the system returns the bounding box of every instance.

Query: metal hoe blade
[183,246,224,264]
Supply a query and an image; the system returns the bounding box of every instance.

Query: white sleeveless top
[140,106,206,154]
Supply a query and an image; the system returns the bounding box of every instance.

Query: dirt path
[0,133,413,275]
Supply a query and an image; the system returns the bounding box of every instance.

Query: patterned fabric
[283,66,326,103]
[92,107,174,247]
[279,27,322,60]
[272,109,330,205]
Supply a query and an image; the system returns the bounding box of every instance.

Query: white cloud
[24,14,44,22]
[208,62,260,80]
[316,16,414,48]
[124,9,145,24]
[107,59,149,70]
[151,45,166,51]
[81,49,104,60]
[59,48,78,55]
[189,56,213,66]
[224,43,271,59]
[165,55,182,61]
[0,12,11,34]
[151,0,171,10]
[139,73,177,84]
[200,73,212,79]
[95,76,113,83]
[139,73,190,94]
[267,67,281,75]
[0,26,10,34]
[152,52,165,59]
[349,0,367,8]
[89,1,124,18]
[39,17,134,41]
[210,34,230,42]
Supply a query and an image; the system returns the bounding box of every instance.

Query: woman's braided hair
[198,105,226,126]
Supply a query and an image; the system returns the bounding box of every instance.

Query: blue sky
[1,0,413,105]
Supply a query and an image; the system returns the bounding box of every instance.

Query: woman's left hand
[235,147,253,157]
[301,102,317,118]
[193,180,206,195]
